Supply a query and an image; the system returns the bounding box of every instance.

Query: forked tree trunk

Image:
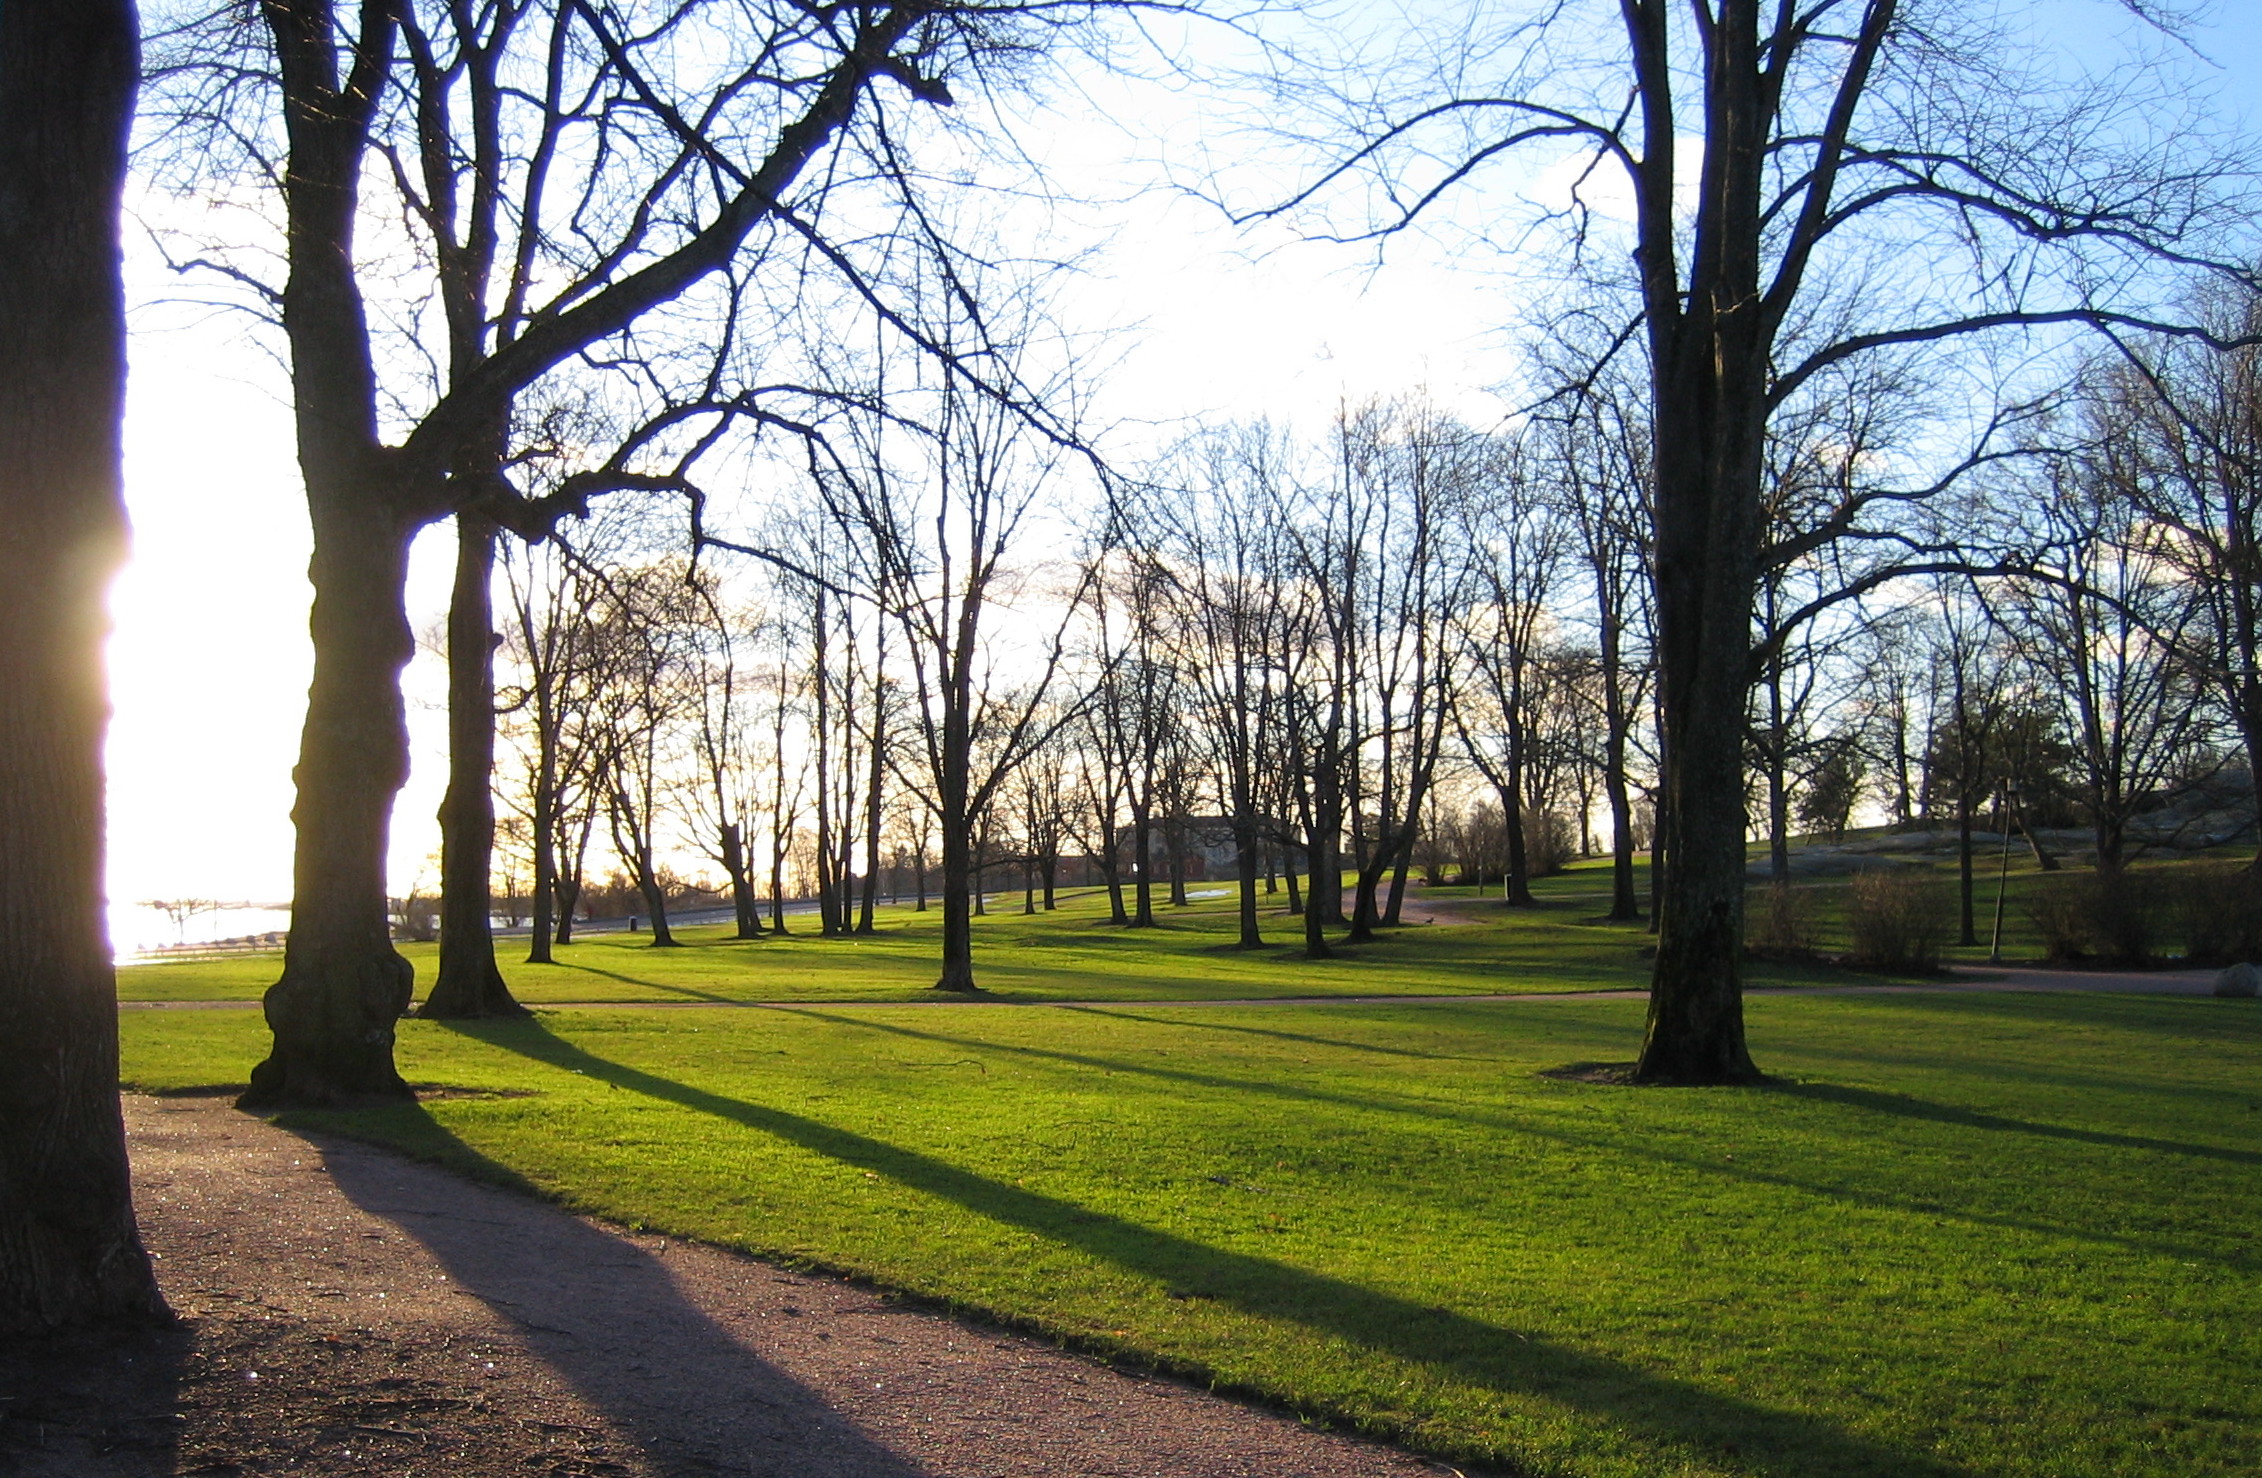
[0,0,171,1333]
[553,872,580,944]
[424,514,525,1018]
[239,0,419,1108]
[721,823,763,938]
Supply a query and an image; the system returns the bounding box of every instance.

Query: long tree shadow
[1769,1080,2262,1166]
[536,961,743,1004]
[1062,1004,1490,1060]
[442,1016,1972,1478]
[285,1104,932,1478]
[785,1010,2257,1269]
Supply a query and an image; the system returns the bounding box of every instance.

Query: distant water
[110,901,293,960]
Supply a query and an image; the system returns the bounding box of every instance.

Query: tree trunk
[1957,789,1977,946]
[553,872,580,944]
[936,810,977,991]
[768,841,791,933]
[1383,850,1412,925]
[1129,800,1157,927]
[0,0,171,1333]
[1231,812,1263,949]
[1603,723,1640,922]
[1634,331,1766,1083]
[631,852,678,947]
[721,822,763,938]
[526,737,556,963]
[424,514,525,1018]
[241,501,419,1107]
[241,0,420,1108]
[1501,779,1534,906]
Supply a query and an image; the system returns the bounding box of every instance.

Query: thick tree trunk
[242,502,420,1107]
[1231,812,1263,949]
[424,515,525,1019]
[1502,778,1534,906]
[242,0,420,1109]
[0,0,170,1333]
[936,812,977,991]
[1635,350,1765,1083]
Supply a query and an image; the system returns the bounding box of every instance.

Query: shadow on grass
[276,1104,930,1478]
[780,1009,2257,1270]
[541,962,745,1004]
[1062,1005,1486,1061]
[1771,1080,2262,1167]
[437,1016,1969,1478]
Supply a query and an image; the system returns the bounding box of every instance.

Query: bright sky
[102,0,2262,938]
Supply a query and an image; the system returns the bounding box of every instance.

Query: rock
[2214,962,2261,998]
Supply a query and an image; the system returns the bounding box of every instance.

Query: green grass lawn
[116,870,1922,1005]
[121,990,2262,1478]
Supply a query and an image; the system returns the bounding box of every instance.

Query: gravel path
[0,1095,1453,1478]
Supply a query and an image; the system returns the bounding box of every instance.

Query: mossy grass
[122,990,2262,1477]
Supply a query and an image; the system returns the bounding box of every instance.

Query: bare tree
[2099,293,2262,863]
[1254,0,2253,1080]
[0,0,169,1331]
[152,0,1092,1105]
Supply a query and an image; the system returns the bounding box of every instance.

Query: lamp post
[1988,781,2020,964]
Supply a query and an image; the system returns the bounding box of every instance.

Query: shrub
[2024,877,2093,962]
[2024,868,2187,965]
[2163,864,2262,964]
[1746,880,1817,957]
[2086,869,2161,965]
[1522,807,1576,877]
[1844,869,1948,972]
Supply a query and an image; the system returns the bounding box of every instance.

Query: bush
[2163,864,2262,964]
[1522,807,1576,877]
[2087,869,2162,965]
[1746,880,1817,957]
[1844,869,1949,972]
[2024,868,2197,965]
[2025,876,2094,962]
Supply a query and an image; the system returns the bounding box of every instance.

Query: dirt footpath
[0,1096,1451,1478]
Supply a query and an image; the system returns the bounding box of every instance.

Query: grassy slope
[121,991,2262,1478]
[116,868,1912,1005]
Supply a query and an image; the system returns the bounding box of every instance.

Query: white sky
[102,0,2262,922]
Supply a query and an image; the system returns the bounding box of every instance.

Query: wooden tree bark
[423,514,526,1017]
[1630,0,1769,1084]
[0,0,172,1330]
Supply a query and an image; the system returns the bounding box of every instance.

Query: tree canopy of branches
[148,0,1124,1104]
